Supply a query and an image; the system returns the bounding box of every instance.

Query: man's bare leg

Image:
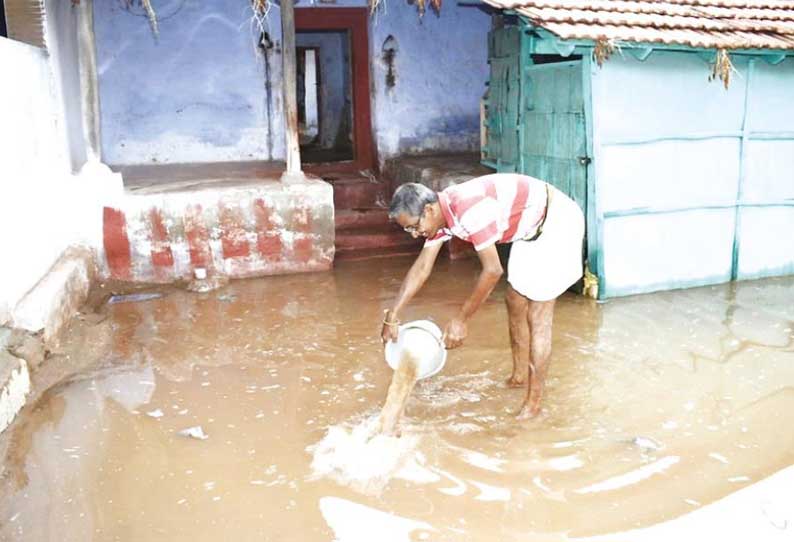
[517,299,556,419]
[505,284,530,388]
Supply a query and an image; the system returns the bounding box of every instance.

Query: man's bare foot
[506,374,526,388]
[516,402,541,420]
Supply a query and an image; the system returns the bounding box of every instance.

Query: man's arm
[443,243,503,348]
[382,241,444,342]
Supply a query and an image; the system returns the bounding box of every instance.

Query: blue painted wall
[94,0,283,165]
[366,2,491,159]
[93,0,490,166]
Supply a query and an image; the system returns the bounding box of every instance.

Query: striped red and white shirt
[425,173,548,252]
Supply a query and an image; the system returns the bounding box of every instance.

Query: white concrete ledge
[12,247,96,348]
[0,350,30,435]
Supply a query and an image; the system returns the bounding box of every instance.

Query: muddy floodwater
[1,257,793,541]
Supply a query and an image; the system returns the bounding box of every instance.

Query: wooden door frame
[295,7,376,173]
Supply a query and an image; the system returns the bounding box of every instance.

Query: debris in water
[631,436,663,451]
[146,409,164,419]
[186,275,229,293]
[217,293,237,303]
[107,292,163,305]
[178,426,209,440]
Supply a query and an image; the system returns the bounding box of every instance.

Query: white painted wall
[590,52,794,297]
[0,37,121,326]
[44,0,88,171]
[0,38,71,323]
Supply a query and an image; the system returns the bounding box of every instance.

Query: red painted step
[335,208,390,230]
[335,223,423,259]
[326,176,389,210]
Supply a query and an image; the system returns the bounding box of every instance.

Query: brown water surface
[1,257,793,541]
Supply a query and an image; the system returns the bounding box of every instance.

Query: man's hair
[389,183,438,219]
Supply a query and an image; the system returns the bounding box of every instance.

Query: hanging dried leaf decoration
[593,38,615,67]
[253,0,267,15]
[141,0,158,36]
[368,0,441,18]
[708,48,736,89]
[121,0,158,36]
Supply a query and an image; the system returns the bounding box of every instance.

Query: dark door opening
[296,31,353,164]
[1,0,8,38]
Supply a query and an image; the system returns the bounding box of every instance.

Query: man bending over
[381,173,584,418]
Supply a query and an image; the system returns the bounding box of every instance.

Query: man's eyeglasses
[403,210,424,234]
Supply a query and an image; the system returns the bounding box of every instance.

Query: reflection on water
[1,257,793,541]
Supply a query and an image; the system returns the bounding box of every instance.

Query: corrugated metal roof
[482,0,794,50]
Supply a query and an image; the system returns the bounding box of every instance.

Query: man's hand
[443,317,467,349]
[381,310,400,344]
[444,244,501,349]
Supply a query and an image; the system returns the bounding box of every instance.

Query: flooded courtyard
[1,256,793,541]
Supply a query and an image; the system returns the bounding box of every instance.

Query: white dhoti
[506,187,585,301]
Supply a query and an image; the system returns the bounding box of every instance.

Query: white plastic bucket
[384,320,447,380]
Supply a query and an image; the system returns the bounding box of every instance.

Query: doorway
[296,32,354,164]
[295,8,374,172]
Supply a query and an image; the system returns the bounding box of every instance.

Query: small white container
[384,320,447,380]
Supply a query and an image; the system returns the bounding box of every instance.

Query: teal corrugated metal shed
[481,1,794,298]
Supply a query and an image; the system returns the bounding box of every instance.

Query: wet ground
[1,256,793,541]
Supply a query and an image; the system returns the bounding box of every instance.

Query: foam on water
[307,416,422,495]
[308,352,426,495]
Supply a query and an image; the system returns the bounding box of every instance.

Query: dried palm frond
[252,0,267,15]
[140,0,158,36]
[708,48,736,89]
[249,0,271,37]
[593,38,615,67]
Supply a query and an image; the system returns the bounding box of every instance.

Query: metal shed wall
[588,51,794,297]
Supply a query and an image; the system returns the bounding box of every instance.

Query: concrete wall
[93,0,491,166]
[296,31,350,150]
[589,52,794,297]
[0,34,122,327]
[0,38,74,324]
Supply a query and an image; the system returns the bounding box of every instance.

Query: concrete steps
[334,209,424,261]
[334,208,390,230]
[335,222,423,260]
[326,175,388,210]
[327,172,424,262]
